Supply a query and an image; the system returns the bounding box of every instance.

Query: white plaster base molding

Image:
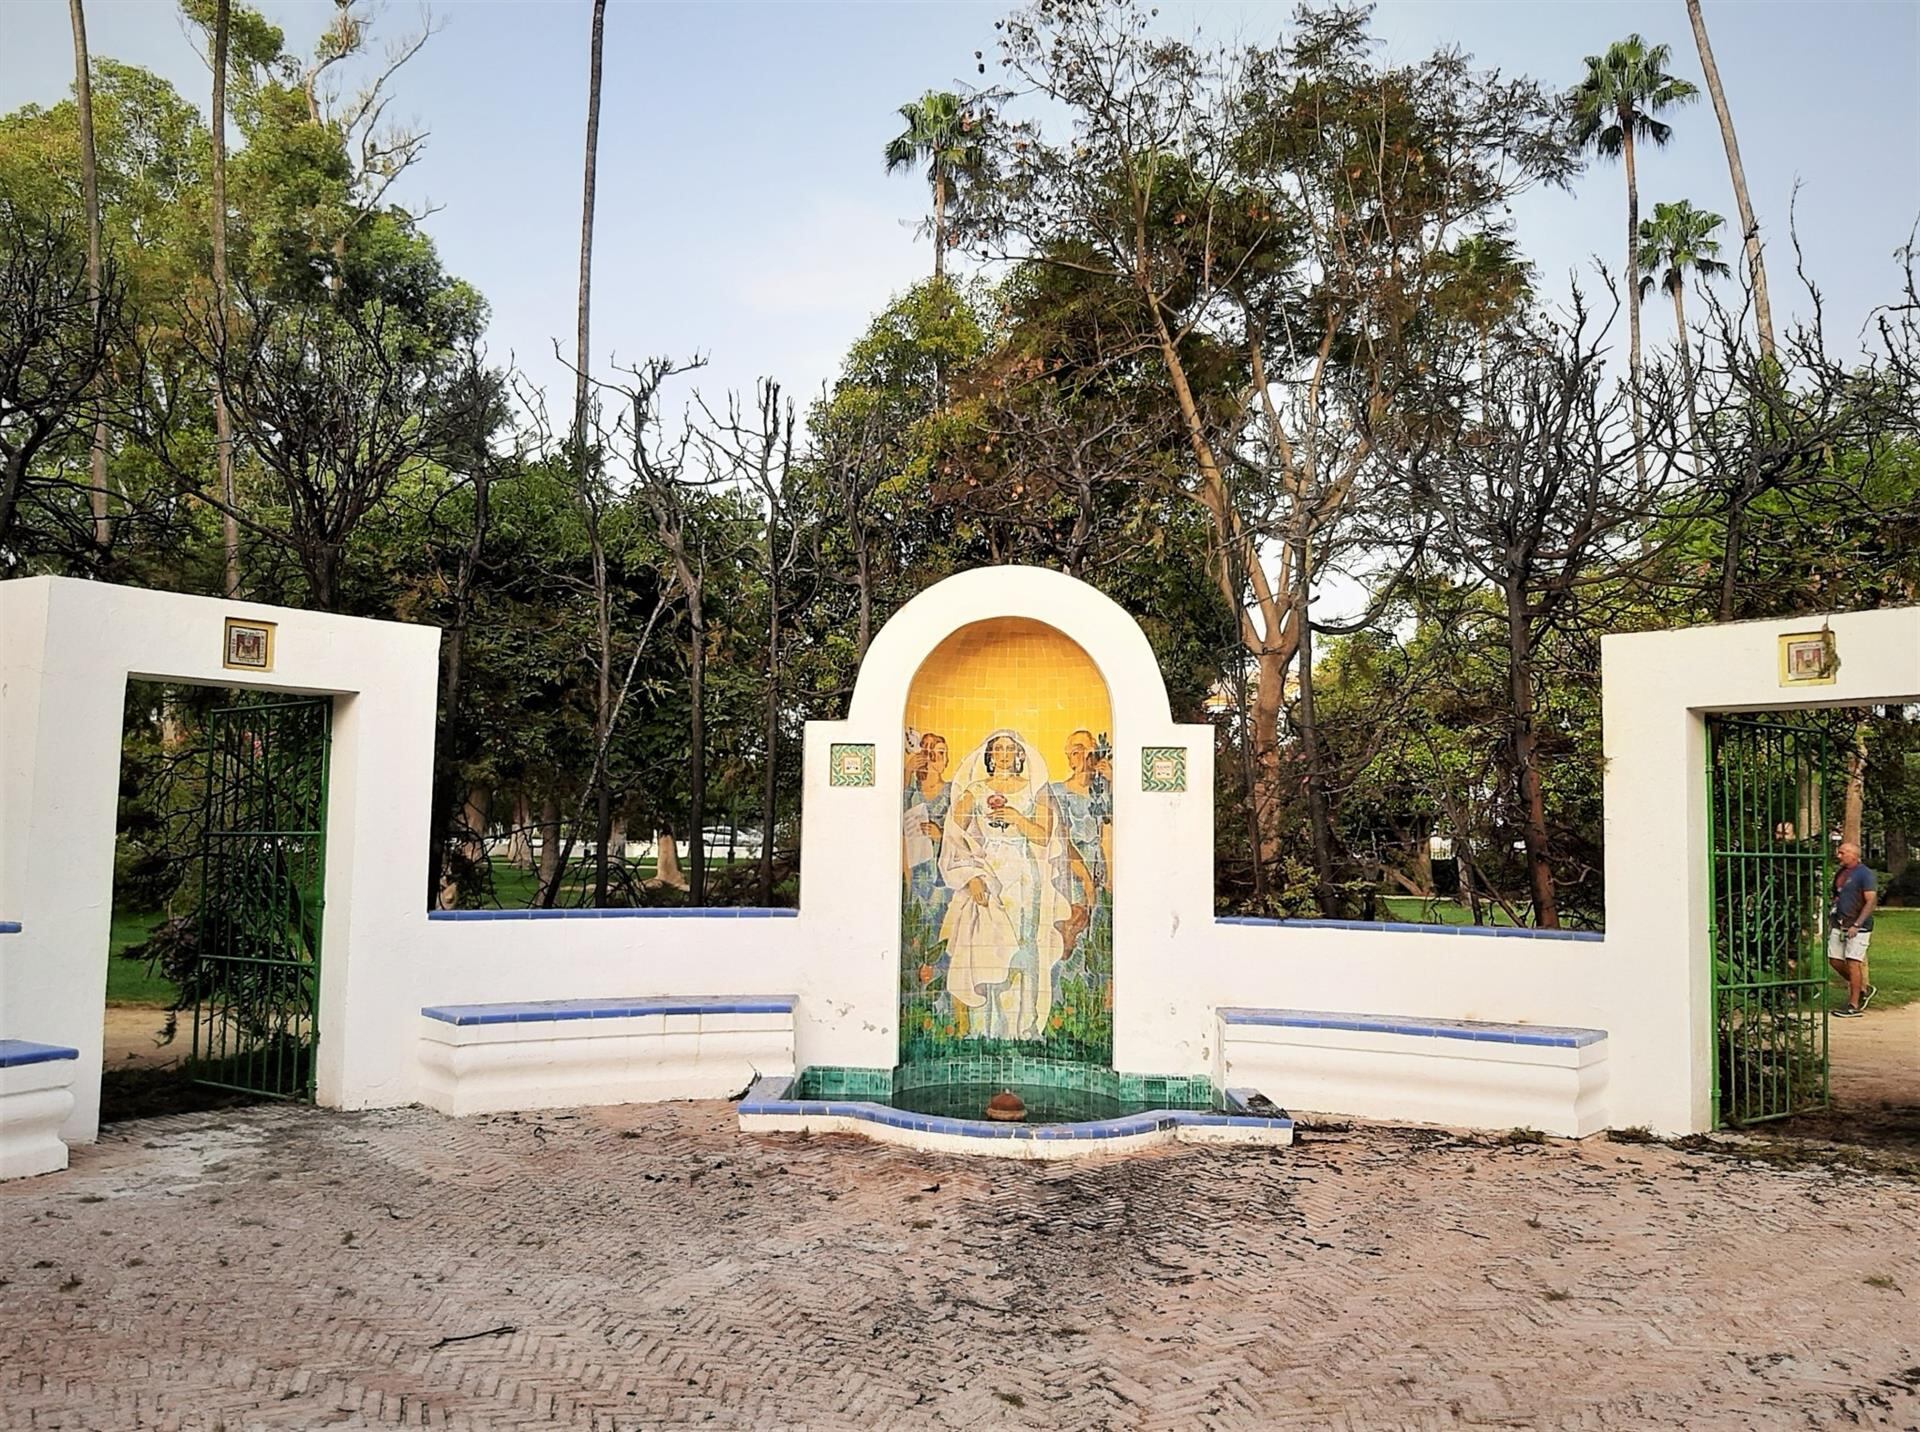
[736,1077,1294,1159]
[0,1043,79,1180]
[415,998,796,1117]
[1220,1010,1609,1139]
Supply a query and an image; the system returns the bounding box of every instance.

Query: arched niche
[898,618,1115,1070]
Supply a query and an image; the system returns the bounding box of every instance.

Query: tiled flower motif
[829,742,876,787]
[1140,746,1187,793]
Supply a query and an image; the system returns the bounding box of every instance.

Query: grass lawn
[106,910,177,1007]
[1381,896,1523,928]
[1858,907,1920,1010]
[1382,897,1920,1011]
[475,854,774,908]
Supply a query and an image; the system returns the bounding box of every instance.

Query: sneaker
[1858,983,1876,1011]
[1833,1005,1862,1018]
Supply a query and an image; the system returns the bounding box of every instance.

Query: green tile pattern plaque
[829,742,876,787]
[1141,746,1187,793]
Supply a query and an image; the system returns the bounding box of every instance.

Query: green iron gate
[190,696,331,1101]
[1707,715,1836,1127]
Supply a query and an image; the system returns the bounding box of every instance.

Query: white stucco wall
[1,576,440,1140]
[6,570,1916,1146]
[1600,608,1920,1132]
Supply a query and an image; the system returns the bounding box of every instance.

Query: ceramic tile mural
[899,617,1114,1068]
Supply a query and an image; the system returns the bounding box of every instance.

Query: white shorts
[1828,928,1872,963]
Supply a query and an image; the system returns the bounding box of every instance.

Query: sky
[3,0,1917,442]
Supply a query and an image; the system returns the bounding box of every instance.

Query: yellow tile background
[902,617,1113,795]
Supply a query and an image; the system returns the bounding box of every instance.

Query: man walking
[1828,841,1878,1017]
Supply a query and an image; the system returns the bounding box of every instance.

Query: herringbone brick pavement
[1,1103,1916,1430]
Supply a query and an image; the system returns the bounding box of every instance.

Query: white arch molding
[794,567,1218,1079]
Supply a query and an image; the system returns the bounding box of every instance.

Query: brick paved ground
[3,1102,1918,1431]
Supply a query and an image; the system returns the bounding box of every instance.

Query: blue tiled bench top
[420,995,797,1026]
[1220,1008,1606,1049]
[0,921,21,935]
[427,907,797,921]
[0,1040,80,1068]
[1216,915,1602,942]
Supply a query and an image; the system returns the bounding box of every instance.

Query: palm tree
[1569,35,1698,483]
[573,0,616,909]
[884,91,984,283]
[1636,199,1729,397]
[67,0,109,553]
[210,0,242,596]
[1685,0,1775,361]
[575,0,606,451]
[1436,230,1536,382]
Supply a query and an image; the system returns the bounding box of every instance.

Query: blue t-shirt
[1832,862,1877,932]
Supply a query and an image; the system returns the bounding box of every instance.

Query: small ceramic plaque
[1778,630,1838,687]
[829,742,876,787]
[1141,746,1187,793]
[223,617,275,671]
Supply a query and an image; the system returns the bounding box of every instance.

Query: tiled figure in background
[902,731,953,1000]
[939,731,1072,1040]
[1050,729,1113,987]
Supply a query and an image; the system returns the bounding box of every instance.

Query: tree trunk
[1232,661,1266,905]
[1718,490,1747,621]
[1292,545,1338,915]
[1408,831,1433,897]
[1506,587,1559,927]
[426,458,491,903]
[853,526,873,656]
[1843,722,1868,850]
[687,596,708,905]
[1144,304,1295,880]
[1887,706,1911,878]
[536,794,563,902]
[653,828,687,890]
[1250,645,1287,882]
[437,784,489,908]
[507,794,534,869]
[931,164,946,284]
[68,0,109,555]
[1673,281,1703,463]
[1686,0,1776,361]
[1620,114,1648,488]
[576,0,610,907]
[758,526,780,908]
[210,0,240,596]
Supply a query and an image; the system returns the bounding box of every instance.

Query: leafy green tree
[982,0,1573,903]
[1569,34,1698,480]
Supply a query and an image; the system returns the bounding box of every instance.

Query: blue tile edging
[428,907,797,921]
[1216,915,1602,942]
[420,995,797,1026]
[0,1040,80,1068]
[1221,1007,1606,1049]
[737,1075,1293,1141]
[0,921,21,935]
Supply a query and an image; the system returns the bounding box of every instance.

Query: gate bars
[190,697,331,1101]
[1706,715,1835,1127]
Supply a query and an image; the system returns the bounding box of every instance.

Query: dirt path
[4,1103,1919,1430]
[100,1005,179,1072]
[1778,999,1920,1149]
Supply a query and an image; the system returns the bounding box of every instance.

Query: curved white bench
[1220,1008,1609,1138]
[417,996,796,1116]
[0,1040,79,1180]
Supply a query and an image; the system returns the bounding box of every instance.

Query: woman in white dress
[937,730,1072,1041]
